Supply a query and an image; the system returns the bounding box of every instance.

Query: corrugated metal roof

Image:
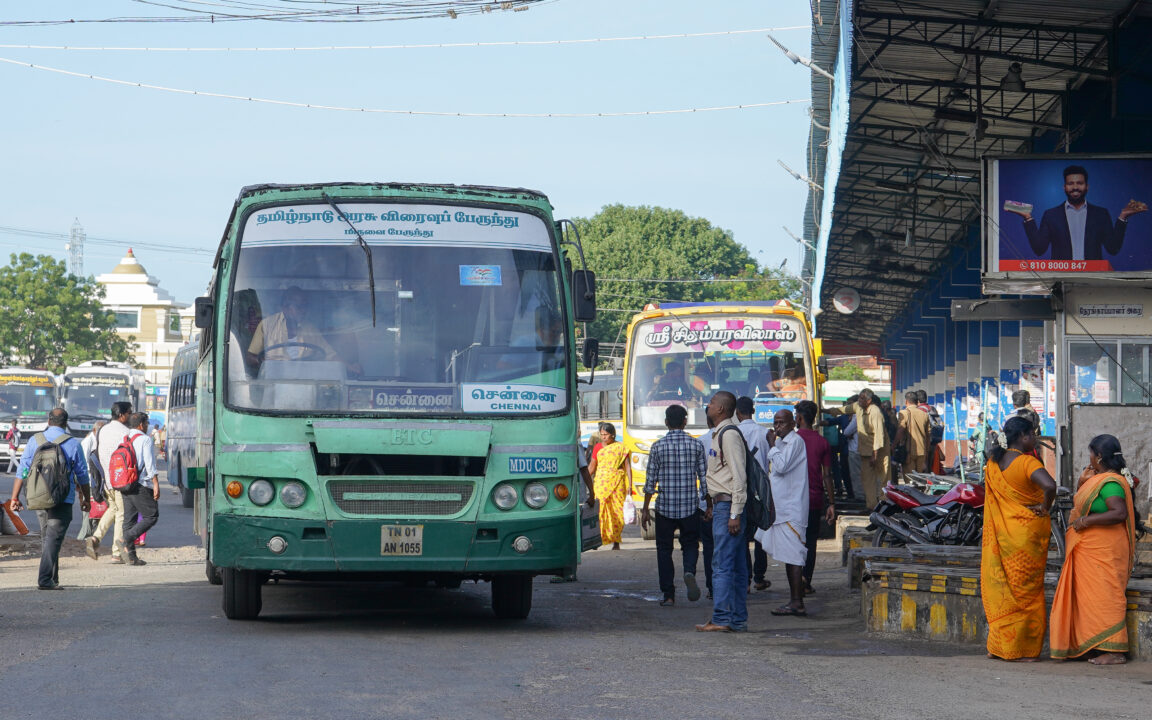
[809,0,1149,345]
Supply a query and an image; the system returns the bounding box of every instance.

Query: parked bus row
[0,362,147,463]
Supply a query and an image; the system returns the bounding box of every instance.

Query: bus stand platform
[845,541,1152,660]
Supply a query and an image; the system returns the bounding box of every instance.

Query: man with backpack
[116,412,160,566]
[87,402,133,563]
[734,397,770,592]
[7,408,92,590]
[696,391,748,633]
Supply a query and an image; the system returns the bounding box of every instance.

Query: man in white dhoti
[753,409,810,617]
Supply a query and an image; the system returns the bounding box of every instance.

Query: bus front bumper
[210,513,578,576]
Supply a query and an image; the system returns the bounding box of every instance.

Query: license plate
[381,524,423,556]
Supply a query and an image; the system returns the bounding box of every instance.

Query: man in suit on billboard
[1005,165,1146,261]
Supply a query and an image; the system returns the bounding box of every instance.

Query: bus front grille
[328,481,475,516]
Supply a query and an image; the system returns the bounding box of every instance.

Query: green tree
[0,253,137,373]
[568,205,803,349]
[829,363,867,381]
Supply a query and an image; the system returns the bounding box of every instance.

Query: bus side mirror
[817,356,828,375]
[582,338,600,369]
[194,297,214,329]
[572,270,596,322]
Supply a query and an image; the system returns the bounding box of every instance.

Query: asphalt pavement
[1,515,1149,720]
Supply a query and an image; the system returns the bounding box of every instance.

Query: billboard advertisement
[985,155,1151,282]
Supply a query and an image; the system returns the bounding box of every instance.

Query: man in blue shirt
[8,408,92,590]
[640,404,707,606]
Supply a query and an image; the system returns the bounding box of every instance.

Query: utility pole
[65,218,85,276]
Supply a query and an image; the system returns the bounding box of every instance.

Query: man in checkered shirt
[640,404,708,606]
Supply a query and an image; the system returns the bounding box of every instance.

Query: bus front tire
[491,575,532,619]
[222,567,263,620]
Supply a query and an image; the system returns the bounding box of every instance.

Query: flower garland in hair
[996,431,1008,449]
[1119,467,1135,488]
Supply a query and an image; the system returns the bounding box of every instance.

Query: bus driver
[245,287,360,375]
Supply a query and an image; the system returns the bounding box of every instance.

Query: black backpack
[717,425,775,533]
[87,433,106,504]
[24,433,73,510]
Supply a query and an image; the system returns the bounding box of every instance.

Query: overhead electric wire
[1,0,552,25]
[0,56,807,117]
[0,26,809,52]
[0,224,213,259]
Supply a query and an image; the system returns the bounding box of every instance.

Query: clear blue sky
[0,1,814,305]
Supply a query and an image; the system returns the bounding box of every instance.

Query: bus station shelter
[801,0,1152,493]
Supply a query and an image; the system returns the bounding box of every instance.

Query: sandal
[770,604,807,617]
[659,598,675,607]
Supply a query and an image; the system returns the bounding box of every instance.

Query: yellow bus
[621,301,825,537]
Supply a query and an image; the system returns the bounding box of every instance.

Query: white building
[95,249,192,400]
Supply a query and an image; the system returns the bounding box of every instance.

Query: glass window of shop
[1068,339,1152,404]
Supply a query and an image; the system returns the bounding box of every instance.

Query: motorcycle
[873,481,1078,559]
[869,481,985,547]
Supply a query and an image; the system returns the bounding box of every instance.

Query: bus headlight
[492,483,518,510]
[280,482,307,509]
[524,482,548,509]
[248,479,274,506]
[631,454,648,472]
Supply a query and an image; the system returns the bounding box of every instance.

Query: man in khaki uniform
[855,388,889,508]
[895,391,931,477]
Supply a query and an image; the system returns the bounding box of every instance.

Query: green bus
[191,183,598,620]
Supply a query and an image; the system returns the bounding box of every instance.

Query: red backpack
[108,433,140,493]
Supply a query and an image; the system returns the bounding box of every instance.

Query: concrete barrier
[858,545,1152,660]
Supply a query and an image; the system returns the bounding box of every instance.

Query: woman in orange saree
[981,417,1057,661]
[588,423,631,549]
[1050,434,1136,665]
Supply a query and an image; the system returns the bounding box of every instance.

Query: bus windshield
[227,202,568,416]
[0,384,56,418]
[627,314,811,430]
[63,376,130,418]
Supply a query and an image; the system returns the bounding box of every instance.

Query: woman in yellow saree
[1050,434,1136,665]
[981,417,1056,661]
[588,423,632,549]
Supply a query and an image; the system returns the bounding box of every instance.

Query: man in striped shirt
[641,404,708,606]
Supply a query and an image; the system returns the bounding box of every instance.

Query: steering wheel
[263,341,326,359]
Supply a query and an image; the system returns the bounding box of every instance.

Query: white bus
[165,340,199,508]
[61,361,147,438]
[0,368,58,461]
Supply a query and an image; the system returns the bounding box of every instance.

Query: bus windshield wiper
[323,193,377,327]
